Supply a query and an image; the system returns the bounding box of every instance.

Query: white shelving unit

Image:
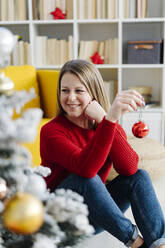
[0,0,165,143]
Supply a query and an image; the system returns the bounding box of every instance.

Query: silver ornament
[0,28,15,57]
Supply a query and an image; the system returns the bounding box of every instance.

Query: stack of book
[0,0,27,21]
[78,0,118,19]
[10,36,31,65]
[33,0,73,20]
[35,35,73,66]
[123,0,148,18]
[104,80,118,104]
[79,38,118,64]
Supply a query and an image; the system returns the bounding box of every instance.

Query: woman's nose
[68,91,76,101]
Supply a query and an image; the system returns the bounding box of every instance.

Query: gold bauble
[2,192,44,234]
[0,177,8,200]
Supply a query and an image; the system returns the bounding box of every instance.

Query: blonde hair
[57,59,110,115]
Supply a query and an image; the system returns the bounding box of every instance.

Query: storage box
[127,40,162,64]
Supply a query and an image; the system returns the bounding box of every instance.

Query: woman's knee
[132,169,151,183]
[75,174,103,188]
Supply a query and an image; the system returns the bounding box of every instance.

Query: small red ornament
[132,121,149,138]
[90,52,104,64]
[50,7,66,20]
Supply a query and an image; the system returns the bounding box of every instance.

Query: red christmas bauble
[132,121,149,138]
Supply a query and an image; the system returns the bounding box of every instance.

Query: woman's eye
[76,89,85,93]
[61,89,68,92]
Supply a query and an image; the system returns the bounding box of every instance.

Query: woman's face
[60,72,92,122]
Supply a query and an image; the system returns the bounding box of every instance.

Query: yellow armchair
[0,65,59,166]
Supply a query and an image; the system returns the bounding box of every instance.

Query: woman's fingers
[106,90,145,122]
[116,90,145,109]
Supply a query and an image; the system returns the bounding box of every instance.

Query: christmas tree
[0,38,94,248]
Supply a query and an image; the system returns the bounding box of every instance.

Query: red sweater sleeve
[41,118,117,178]
[108,123,139,176]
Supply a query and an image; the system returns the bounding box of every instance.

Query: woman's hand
[84,100,106,124]
[106,90,145,122]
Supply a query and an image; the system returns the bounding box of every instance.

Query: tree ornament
[132,108,149,138]
[0,27,15,57]
[0,177,8,200]
[2,192,44,234]
[0,27,15,67]
[0,72,14,95]
[24,174,47,198]
[50,7,66,19]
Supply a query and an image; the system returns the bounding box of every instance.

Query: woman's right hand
[106,90,145,123]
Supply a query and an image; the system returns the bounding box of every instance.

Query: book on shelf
[129,0,136,18]
[101,0,106,19]
[96,0,102,19]
[8,0,15,21]
[66,0,73,19]
[87,0,96,19]
[0,0,8,21]
[16,0,27,20]
[107,0,115,19]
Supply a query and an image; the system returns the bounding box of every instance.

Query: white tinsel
[0,88,42,142]
[30,166,51,177]
[32,234,56,248]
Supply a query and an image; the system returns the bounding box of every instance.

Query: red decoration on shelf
[50,7,66,20]
[90,52,104,64]
[132,121,149,138]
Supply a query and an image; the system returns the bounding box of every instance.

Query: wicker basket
[127,40,162,64]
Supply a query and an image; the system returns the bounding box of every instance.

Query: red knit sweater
[40,115,139,191]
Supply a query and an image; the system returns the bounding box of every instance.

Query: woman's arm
[108,124,139,176]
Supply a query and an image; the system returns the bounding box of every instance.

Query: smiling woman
[40,59,165,248]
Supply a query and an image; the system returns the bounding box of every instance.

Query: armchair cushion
[37,70,59,118]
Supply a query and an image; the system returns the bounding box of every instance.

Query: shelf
[96,64,119,69]
[122,64,164,68]
[77,19,119,24]
[32,20,74,24]
[0,21,30,25]
[122,18,165,23]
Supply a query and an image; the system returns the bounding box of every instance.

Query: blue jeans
[57,169,165,248]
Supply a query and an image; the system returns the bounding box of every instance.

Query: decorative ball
[0,177,8,200]
[0,27,15,57]
[132,121,149,138]
[2,192,44,234]
[25,174,46,197]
